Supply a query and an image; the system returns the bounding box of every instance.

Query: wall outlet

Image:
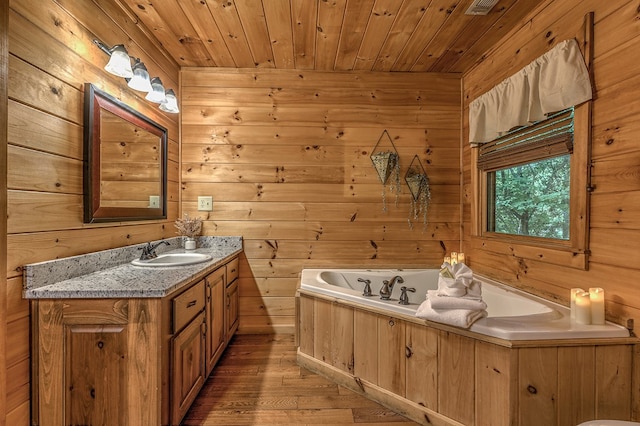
[149,195,160,209]
[198,196,213,211]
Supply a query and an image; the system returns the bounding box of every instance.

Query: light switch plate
[149,195,160,209]
[198,196,213,211]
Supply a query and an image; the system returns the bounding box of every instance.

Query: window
[473,104,590,269]
[480,109,574,241]
[489,155,570,239]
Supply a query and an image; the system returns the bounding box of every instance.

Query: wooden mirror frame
[83,83,168,223]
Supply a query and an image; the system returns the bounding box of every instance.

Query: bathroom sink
[131,252,212,267]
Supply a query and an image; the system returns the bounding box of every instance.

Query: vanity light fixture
[127,59,153,93]
[145,77,166,103]
[159,89,180,113]
[102,44,134,78]
[92,38,179,114]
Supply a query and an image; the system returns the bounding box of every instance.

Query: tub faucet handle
[399,286,416,305]
[357,278,372,297]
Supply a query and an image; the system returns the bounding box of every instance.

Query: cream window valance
[469,39,592,144]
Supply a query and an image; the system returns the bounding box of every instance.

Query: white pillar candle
[589,287,605,325]
[443,256,451,264]
[570,288,584,320]
[457,252,465,264]
[574,291,591,325]
[450,252,458,265]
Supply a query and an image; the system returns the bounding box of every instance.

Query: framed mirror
[83,83,167,223]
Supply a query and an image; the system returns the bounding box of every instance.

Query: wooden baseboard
[296,350,464,426]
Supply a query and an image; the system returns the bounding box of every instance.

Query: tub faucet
[398,286,416,305]
[138,240,170,260]
[358,278,372,297]
[379,275,404,300]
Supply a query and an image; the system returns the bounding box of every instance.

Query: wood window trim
[470,101,592,271]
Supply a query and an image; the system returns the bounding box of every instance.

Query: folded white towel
[437,263,481,299]
[415,299,487,329]
[427,290,487,310]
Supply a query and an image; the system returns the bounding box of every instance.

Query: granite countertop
[23,236,242,299]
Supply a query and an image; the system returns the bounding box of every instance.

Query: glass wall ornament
[370,130,401,211]
[405,155,431,230]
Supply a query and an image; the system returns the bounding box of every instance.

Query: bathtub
[299,268,630,341]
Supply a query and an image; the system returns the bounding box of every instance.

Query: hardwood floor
[182,334,419,425]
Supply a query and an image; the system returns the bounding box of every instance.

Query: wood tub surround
[297,292,638,426]
[27,240,241,426]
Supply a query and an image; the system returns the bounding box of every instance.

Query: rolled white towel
[437,263,481,299]
[415,299,487,329]
[427,290,487,310]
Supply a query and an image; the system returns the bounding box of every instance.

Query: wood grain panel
[181,67,461,88]
[263,0,295,69]
[200,0,255,68]
[234,0,275,68]
[330,304,354,373]
[313,299,332,363]
[518,347,558,426]
[354,309,378,384]
[1,5,8,422]
[595,345,632,419]
[557,346,595,425]
[405,321,438,410]
[377,316,405,397]
[333,0,375,70]
[475,341,516,426]
[297,295,314,355]
[291,0,317,69]
[315,0,346,70]
[437,331,474,425]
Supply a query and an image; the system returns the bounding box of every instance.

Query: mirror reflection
[84,83,167,223]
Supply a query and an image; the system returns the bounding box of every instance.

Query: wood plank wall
[1,2,9,425]
[462,0,640,332]
[180,68,462,334]
[5,1,180,424]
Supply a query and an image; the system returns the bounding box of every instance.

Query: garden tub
[299,268,629,340]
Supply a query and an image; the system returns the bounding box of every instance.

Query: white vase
[185,237,196,250]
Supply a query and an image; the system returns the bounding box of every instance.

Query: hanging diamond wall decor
[370,130,401,211]
[404,155,431,230]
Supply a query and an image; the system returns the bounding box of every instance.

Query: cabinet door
[225,278,239,339]
[35,299,161,426]
[205,267,226,376]
[171,311,206,425]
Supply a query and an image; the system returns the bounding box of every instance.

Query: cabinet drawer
[226,257,239,284]
[173,280,205,333]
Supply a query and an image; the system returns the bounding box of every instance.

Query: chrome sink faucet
[138,240,170,260]
[379,275,404,300]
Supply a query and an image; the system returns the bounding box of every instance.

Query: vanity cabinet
[32,255,240,426]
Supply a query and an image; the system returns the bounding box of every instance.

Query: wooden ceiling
[119,0,537,73]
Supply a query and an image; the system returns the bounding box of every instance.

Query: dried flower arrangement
[174,214,202,239]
